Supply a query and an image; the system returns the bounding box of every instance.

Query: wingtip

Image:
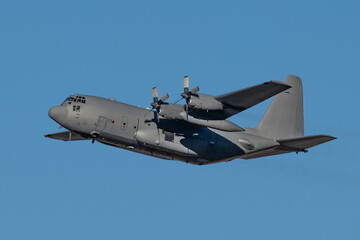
[327,135,337,140]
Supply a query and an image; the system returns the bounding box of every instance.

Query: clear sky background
[1,0,359,239]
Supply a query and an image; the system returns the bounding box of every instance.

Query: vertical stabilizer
[256,75,304,139]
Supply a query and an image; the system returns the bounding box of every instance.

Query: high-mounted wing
[167,77,291,120]
[215,81,291,113]
[45,131,88,141]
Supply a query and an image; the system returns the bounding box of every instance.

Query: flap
[45,131,88,141]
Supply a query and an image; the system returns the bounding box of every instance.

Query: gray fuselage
[49,95,279,165]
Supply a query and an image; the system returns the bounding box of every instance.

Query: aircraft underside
[96,137,235,165]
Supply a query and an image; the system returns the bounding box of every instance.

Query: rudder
[256,75,304,139]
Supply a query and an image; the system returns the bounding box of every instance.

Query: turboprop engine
[188,93,223,111]
[148,76,243,132]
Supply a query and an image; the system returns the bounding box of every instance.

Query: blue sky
[1,0,359,239]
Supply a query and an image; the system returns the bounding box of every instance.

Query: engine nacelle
[188,94,223,111]
[158,103,184,120]
[179,112,244,132]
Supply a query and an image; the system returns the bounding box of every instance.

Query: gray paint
[255,75,304,139]
[45,75,336,165]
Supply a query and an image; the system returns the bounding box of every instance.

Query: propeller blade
[179,76,199,113]
[159,93,169,103]
[174,98,183,104]
[150,102,158,109]
[190,86,200,95]
[184,76,189,93]
[152,87,158,102]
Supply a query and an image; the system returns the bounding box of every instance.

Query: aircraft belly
[135,128,246,162]
[97,132,138,146]
[135,128,199,157]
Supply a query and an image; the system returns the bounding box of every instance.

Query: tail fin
[256,75,304,139]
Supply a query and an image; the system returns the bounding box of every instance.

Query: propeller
[181,76,199,101]
[150,87,169,110]
[145,87,169,117]
[179,76,199,121]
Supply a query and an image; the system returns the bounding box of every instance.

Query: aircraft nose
[48,106,68,124]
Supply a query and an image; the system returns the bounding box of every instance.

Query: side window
[73,105,80,112]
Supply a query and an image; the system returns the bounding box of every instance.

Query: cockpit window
[64,96,86,104]
[74,96,86,103]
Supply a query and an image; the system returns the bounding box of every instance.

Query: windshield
[61,95,86,105]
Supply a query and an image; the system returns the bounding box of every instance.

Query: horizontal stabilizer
[277,135,336,151]
[241,135,336,159]
[45,131,88,141]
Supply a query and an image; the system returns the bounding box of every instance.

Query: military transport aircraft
[45,75,335,165]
